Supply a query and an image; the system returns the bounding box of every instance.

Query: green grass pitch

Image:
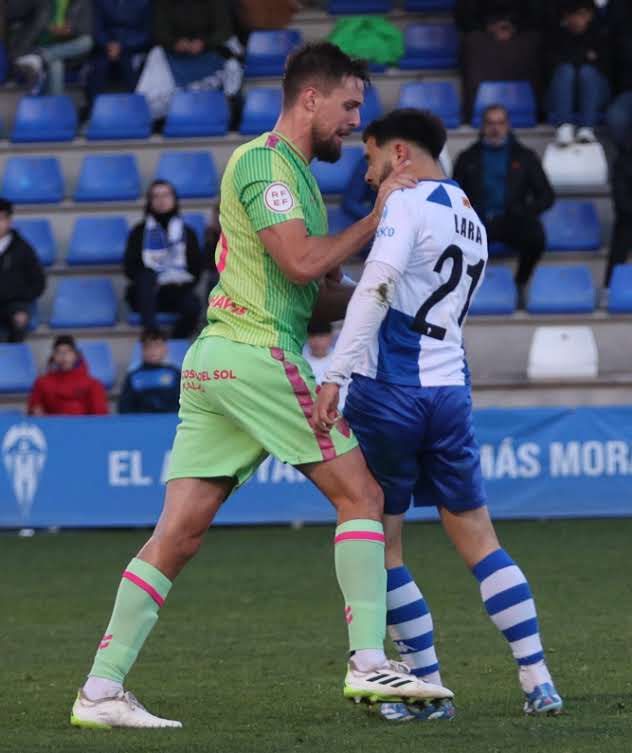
[2,518,631,753]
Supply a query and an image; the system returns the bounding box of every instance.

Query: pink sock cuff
[334,531,385,545]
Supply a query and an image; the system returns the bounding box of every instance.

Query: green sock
[334,519,387,651]
[88,558,172,684]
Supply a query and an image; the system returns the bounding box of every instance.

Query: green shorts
[167,336,358,487]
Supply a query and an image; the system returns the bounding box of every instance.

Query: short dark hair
[141,328,167,345]
[482,103,510,122]
[282,42,369,108]
[0,197,14,216]
[562,0,594,14]
[53,335,77,352]
[362,108,447,160]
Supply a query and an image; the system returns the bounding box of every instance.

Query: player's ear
[393,140,410,165]
[302,86,318,113]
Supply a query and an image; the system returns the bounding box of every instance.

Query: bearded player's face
[363,136,395,191]
[310,75,364,163]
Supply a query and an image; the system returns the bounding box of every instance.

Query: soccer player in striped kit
[314,108,563,721]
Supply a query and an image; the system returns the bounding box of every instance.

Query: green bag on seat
[328,16,404,66]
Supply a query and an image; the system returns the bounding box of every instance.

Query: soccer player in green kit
[70,43,453,730]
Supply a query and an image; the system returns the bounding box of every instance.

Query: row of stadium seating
[11,200,602,267]
[244,24,459,77]
[16,264,632,335]
[327,0,455,13]
[0,339,190,394]
[4,81,535,145]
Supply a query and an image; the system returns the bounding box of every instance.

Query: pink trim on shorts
[122,570,165,608]
[217,232,229,273]
[270,347,336,462]
[334,531,386,545]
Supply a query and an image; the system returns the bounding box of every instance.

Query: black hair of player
[362,108,447,160]
[282,42,369,108]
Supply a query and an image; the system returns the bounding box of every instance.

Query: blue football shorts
[344,374,487,516]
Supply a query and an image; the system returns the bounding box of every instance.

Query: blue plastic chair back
[155,151,219,198]
[164,90,229,137]
[608,264,632,313]
[67,216,129,265]
[11,95,77,142]
[77,340,116,389]
[398,82,461,128]
[399,24,458,70]
[327,207,355,235]
[527,265,595,314]
[74,154,141,202]
[0,343,36,393]
[239,88,282,135]
[12,218,56,266]
[2,157,64,204]
[328,0,392,12]
[542,200,601,252]
[182,212,207,247]
[86,94,151,140]
[358,86,383,130]
[311,147,364,194]
[472,81,537,128]
[50,278,118,328]
[129,339,190,370]
[405,0,455,9]
[469,266,516,315]
[245,30,303,76]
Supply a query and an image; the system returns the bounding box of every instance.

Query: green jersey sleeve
[233,147,305,232]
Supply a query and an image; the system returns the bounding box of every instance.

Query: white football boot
[344,659,454,704]
[70,689,182,729]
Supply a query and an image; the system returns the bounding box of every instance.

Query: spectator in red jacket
[28,335,109,415]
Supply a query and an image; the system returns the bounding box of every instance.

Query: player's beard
[378,161,394,186]
[311,123,343,163]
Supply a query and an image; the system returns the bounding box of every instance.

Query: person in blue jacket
[118,328,181,414]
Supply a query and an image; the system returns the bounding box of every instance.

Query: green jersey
[201,131,328,354]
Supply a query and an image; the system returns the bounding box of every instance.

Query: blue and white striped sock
[386,566,442,686]
[472,548,551,692]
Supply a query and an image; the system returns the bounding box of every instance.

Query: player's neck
[408,158,446,182]
[273,114,313,163]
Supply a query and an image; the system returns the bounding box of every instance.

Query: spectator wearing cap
[0,198,46,343]
[118,329,181,414]
[546,0,612,146]
[28,335,109,415]
[453,104,555,307]
[124,180,202,339]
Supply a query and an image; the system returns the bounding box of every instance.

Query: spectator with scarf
[124,180,202,339]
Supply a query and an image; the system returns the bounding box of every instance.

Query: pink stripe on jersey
[270,347,337,462]
[217,232,229,273]
[265,133,280,149]
[122,570,165,608]
[334,531,386,545]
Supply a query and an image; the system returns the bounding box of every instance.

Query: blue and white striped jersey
[353,180,488,387]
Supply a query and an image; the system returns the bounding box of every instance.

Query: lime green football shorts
[166,336,358,487]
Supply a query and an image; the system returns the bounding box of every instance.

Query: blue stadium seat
[182,212,206,246]
[358,85,382,130]
[399,24,458,70]
[488,241,513,257]
[245,30,303,77]
[472,81,537,128]
[527,265,595,314]
[398,82,461,128]
[405,0,455,9]
[127,311,177,327]
[155,151,219,198]
[86,94,151,140]
[67,216,129,265]
[542,200,601,252]
[11,218,56,266]
[239,88,282,135]
[607,264,632,313]
[164,90,229,137]
[0,343,36,393]
[50,278,118,328]
[129,339,190,369]
[328,0,392,12]
[11,95,77,142]
[469,266,516,315]
[77,340,116,389]
[1,157,64,204]
[327,207,355,235]
[311,147,364,194]
[74,154,141,202]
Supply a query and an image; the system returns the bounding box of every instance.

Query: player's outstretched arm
[258,163,416,285]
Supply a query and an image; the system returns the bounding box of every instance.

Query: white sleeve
[323,260,400,386]
[366,189,419,274]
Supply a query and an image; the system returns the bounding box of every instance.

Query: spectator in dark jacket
[125,180,202,339]
[455,0,547,33]
[453,105,555,305]
[605,8,632,148]
[118,329,181,413]
[605,146,632,287]
[28,335,109,416]
[546,0,612,146]
[87,0,152,103]
[7,0,52,90]
[0,198,46,342]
